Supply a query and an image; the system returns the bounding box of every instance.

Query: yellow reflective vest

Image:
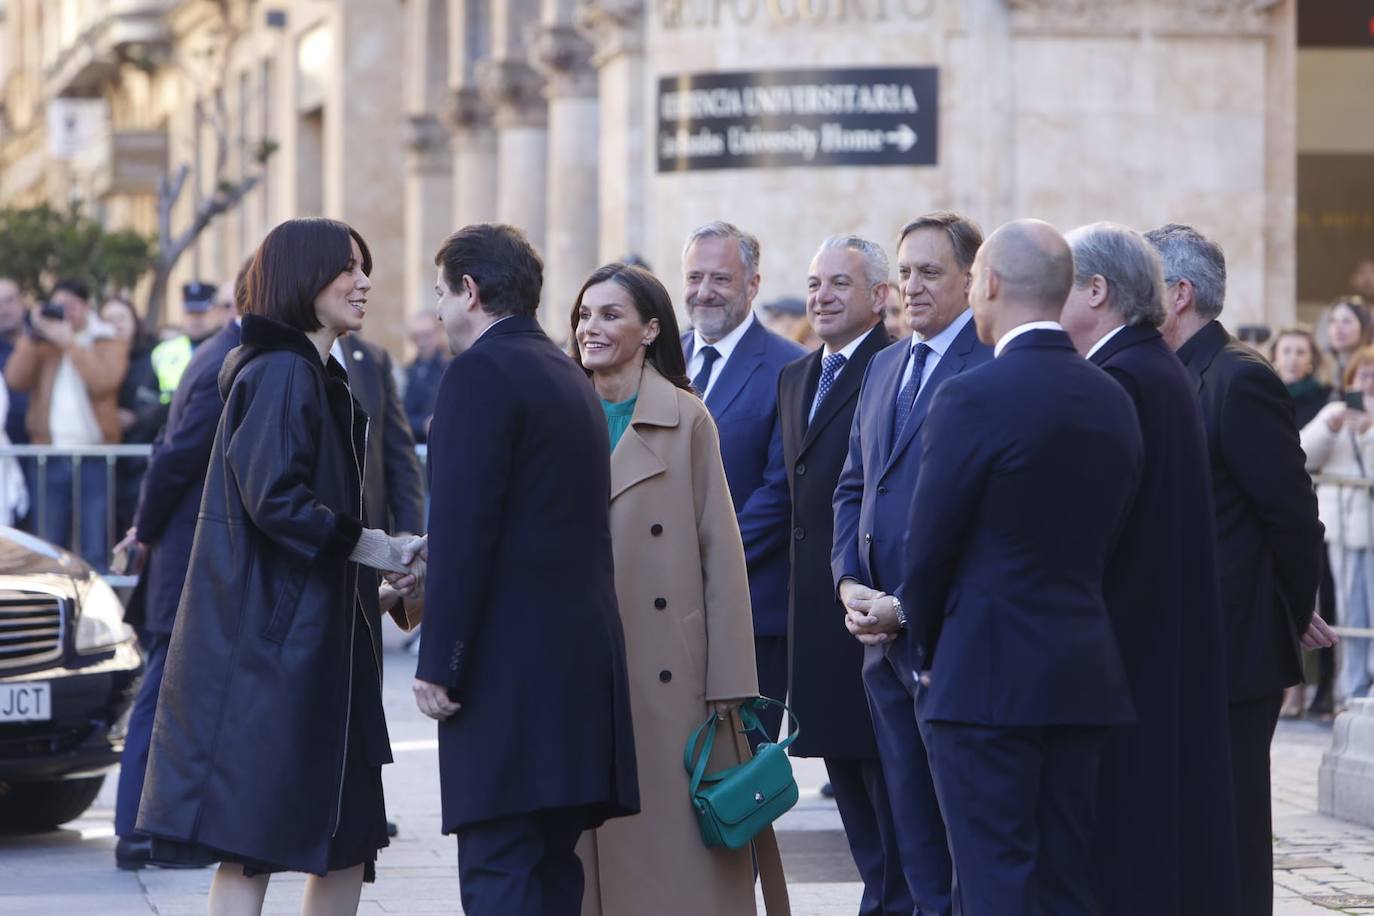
[150,335,195,404]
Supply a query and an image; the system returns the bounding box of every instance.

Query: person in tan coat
[570,262,780,916]
[5,278,128,568]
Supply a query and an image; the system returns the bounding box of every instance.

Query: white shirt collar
[994,320,1064,357]
[329,338,348,371]
[474,314,516,346]
[1085,324,1127,360]
[693,310,755,365]
[822,323,879,361]
[916,307,973,358]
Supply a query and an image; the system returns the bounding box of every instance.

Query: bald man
[891,220,1144,915]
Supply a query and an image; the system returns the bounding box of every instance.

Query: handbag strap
[686,697,800,789]
[726,714,791,915]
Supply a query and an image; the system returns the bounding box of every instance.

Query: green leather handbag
[684,697,800,850]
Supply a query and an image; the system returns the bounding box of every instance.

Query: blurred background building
[0,0,1369,354]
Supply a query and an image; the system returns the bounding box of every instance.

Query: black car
[0,527,142,830]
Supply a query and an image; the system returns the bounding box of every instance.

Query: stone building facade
[0,0,1310,352]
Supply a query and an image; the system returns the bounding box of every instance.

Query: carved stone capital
[405,113,450,153]
[576,0,645,67]
[444,86,493,133]
[476,59,549,128]
[529,24,598,98]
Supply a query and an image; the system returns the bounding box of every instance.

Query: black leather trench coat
[137,314,391,876]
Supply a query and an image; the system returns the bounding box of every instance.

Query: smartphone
[39,300,64,321]
[1345,391,1365,413]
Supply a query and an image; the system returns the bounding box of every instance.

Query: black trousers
[925,720,1107,916]
[456,809,586,916]
[826,756,915,916]
[1228,693,1283,916]
[752,635,788,746]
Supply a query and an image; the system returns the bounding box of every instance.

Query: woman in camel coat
[570,262,763,916]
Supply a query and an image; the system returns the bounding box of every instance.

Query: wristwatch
[890,596,907,629]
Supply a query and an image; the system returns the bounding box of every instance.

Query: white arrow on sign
[883,124,917,152]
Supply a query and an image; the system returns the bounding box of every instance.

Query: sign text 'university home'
[657,68,939,172]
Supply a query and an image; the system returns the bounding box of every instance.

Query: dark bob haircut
[570,263,693,393]
[245,218,372,332]
[434,223,542,318]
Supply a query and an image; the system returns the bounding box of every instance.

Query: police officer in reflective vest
[150,281,226,404]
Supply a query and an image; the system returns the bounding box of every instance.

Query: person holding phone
[3,278,127,568]
[1301,346,1374,708]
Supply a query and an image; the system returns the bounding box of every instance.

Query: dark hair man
[1148,222,1332,916]
[834,211,991,914]
[418,223,638,916]
[1062,221,1241,915]
[778,235,903,913]
[679,220,805,745]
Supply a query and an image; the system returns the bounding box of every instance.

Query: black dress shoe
[819,782,835,799]
[386,819,398,838]
[115,835,151,870]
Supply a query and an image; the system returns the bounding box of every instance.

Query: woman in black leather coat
[136,218,421,915]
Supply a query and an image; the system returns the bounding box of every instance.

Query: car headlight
[75,576,134,654]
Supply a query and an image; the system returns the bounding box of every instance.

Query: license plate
[0,682,51,722]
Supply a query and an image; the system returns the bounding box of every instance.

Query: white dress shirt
[1085,324,1127,360]
[807,326,876,422]
[688,310,756,399]
[994,320,1064,357]
[899,307,975,394]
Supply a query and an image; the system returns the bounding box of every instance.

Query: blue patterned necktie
[812,353,847,417]
[892,342,932,442]
[692,345,721,397]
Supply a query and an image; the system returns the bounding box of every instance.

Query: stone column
[477,59,549,255]
[404,115,454,314]
[447,87,499,229]
[577,0,646,266]
[532,21,599,334]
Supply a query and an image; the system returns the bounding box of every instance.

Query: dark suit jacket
[682,318,805,637]
[338,337,426,535]
[831,315,992,680]
[901,329,1142,726]
[779,323,890,759]
[1090,325,1241,915]
[418,315,638,833]
[131,321,241,634]
[1176,320,1324,701]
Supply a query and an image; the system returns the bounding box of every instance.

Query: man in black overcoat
[329,335,425,537]
[112,300,243,869]
[1147,223,1335,916]
[415,224,638,916]
[778,235,900,915]
[1062,222,1240,915]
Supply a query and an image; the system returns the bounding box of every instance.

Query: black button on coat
[137,314,390,876]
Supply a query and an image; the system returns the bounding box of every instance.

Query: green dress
[600,395,638,452]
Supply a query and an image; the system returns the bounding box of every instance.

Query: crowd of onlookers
[0,273,450,571]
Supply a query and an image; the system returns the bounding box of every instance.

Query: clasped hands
[840,580,903,646]
[380,534,427,599]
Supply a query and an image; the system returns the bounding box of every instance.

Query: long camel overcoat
[579,364,761,916]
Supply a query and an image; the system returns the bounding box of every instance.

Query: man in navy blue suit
[1061,222,1240,915]
[680,220,804,741]
[417,224,638,916]
[832,211,990,915]
[886,219,1143,916]
[112,280,246,870]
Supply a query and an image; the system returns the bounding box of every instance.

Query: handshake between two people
[359,531,427,633]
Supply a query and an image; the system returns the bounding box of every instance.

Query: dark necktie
[692,345,721,397]
[812,353,847,418]
[892,342,932,442]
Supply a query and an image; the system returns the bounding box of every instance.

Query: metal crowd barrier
[1311,472,1374,639]
[0,443,429,589]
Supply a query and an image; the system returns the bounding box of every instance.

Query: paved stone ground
[2,634,1372,914]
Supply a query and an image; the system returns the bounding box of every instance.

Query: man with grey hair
[681,220,805,743]
[1147,222,1333,916]
[1064,222,1241,915]
[778,234,900,914]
